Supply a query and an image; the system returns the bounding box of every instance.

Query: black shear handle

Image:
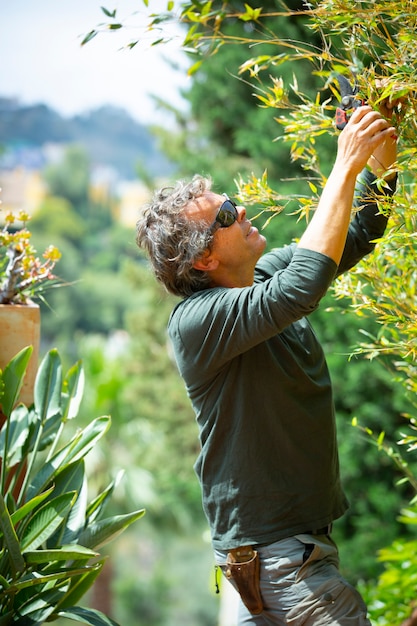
[335,74,364,130]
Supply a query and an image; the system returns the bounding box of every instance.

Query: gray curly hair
[136,175,216,298]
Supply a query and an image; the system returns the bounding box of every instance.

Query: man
[136,103,398,625]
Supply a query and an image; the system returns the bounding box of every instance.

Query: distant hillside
[0,97,175,180]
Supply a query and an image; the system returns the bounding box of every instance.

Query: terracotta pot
[0,302,40,406]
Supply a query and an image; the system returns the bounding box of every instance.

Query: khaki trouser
[215,533,371,626]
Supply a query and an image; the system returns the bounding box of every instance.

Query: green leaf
[239,4,262,22]
[1,347,33,417]
[24,544,98,564]
[53,561,105,612]
[101,6,116,18]
[78,509,145,550]
[5,569,101,624]
[4,565,98,592]
[27,416,111,500]
[81,30,98,46]
[58,605,119,626]
[10,487,54,526]
[34,349,62,424]
[48,461,87,546]
[188,59,203,76]
[0,492,25,575]
[20,491,76,552]
[86,470,124,524]
[0,404,30,466]
[62,361,85,421]
[10,585,64,624]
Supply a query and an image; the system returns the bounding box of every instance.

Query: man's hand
[335,105,396,178]
[298,106,395,265]
[367,81,408,179]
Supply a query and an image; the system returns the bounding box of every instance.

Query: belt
[304,524,332,536]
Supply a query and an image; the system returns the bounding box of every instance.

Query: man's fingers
[349,106,382,127]
[349,106,395,134]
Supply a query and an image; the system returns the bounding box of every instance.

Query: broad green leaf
[0,610,13,625]
[10,487,54,526]
[4,565,98,592]
[47,461,88,546]
[0,492,25,574]
[8,579,68,624]
[86,470,124,523]
[62,361,85,421]
[9,568,102,626]
[37,411,63,452]
[1,347,32,417]
[53,560,105,611]
[27,416,111,500]
[0,404,30,465]
[47,461,85,504]
[78,509,145,550]
[58,605,119,626]
[24,544,98,564]
[34,349,62,424]
[52,415,110,466]
[20,492,76,552]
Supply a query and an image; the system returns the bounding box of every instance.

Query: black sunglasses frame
[211,194,238,230]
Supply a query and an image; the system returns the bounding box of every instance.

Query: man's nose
[237,206,246,221]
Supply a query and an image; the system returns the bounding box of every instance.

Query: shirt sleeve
[337,168,397,275]
[170,247,337,375]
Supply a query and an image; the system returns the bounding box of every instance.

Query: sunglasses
[211,194,238,229]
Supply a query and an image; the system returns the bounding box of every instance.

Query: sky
[1,0,189,126]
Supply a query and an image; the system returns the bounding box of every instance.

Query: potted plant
[0,347,145,625]
[0,206,62,406]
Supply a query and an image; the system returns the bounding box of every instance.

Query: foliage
[0,347,145,625]
[361,505,417,624]
[0,207,62,305]
[43,147,90,211]
[123,262,203,526]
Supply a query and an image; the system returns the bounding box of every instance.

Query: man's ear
[193,250,219,272]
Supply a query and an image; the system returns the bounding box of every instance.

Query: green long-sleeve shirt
[168,169,395,550]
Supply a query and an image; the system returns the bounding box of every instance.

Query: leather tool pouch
[226,546,264,615]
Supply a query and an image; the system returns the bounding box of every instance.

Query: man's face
[185,192,267,285]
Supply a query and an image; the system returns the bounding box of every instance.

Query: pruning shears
[335,74,365,130]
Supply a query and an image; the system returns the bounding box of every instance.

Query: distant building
[116,180,151,227]
[0,140,168,229]
[0,167,46,220]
